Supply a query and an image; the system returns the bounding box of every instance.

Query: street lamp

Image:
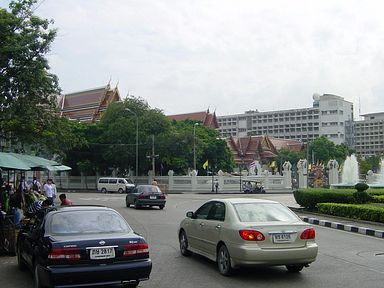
[125,108,138,179]
[193,123,199,171]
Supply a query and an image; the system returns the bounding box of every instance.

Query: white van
[97,177,135,193]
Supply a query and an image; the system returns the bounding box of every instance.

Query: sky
[2,0,384,118]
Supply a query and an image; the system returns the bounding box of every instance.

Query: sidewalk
[289,207,384,239]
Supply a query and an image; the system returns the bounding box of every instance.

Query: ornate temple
[58,84,121,123]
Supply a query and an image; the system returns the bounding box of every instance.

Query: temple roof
[58,84,121,123]
[167,109,219,129]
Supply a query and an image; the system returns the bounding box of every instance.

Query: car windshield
[233,203,299,222]
[125,179,134,184]
[49,210,131,235]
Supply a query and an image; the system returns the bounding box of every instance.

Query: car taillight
[159,194,166,199]
[300,228,316,240]
[123,243,149,257]
[48,248,81,261]
[239,230,265,241]
[138,194,146,199]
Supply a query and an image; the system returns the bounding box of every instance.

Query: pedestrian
[59,193,73,206]
[214,179,219,193]
[43,179,56,206]
[31,177,42,194]
[26,199,51,218]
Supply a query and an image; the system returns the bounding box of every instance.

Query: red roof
[167,110,219,129]
[58,85,121,123]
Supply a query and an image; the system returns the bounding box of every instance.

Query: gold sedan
[178,198,318,275]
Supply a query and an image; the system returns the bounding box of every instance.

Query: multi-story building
[218,94,354,145]
[353,112,384,157]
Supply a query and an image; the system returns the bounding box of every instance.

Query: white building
[217,94,354,145]
[353,112,384,157]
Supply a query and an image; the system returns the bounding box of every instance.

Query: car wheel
[179,230,192,256]
[17,244,26,270]
[101,188,107,194]
[217,245,233,276]
[125,198,130,207]
[123,281,139,288]
[159,205,164,210]
[34,263,46,288]
[133,200,140,209]
[286,264,304,272]
[118,188,124,194]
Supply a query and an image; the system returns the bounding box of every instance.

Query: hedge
[372,195,384,203]
[317,203,384,223]
[293,189,355,209]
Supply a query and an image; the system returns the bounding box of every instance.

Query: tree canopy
[0,0,60,151]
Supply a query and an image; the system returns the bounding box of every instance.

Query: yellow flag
[202,160,209,170]
[270,161,276,168]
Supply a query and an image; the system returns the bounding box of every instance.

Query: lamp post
[193,123,199,171]
[125,108,139,179]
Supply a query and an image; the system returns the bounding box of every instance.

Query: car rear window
[233,203,299,222]
[49,210,131,235]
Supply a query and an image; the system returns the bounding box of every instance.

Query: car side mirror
[186,211,194,218]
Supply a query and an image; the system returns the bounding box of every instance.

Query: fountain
[331,154,360,189]
[341,154,359,185]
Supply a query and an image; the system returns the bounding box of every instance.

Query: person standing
[43,179,56,205]
[31,177,42,194]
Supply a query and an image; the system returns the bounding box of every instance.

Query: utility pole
[147,135,159,177]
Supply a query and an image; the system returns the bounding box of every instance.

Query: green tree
[309,136,354,165]
[0,0,60,149]
[276,148,305,172]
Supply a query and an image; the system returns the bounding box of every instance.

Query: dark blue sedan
[16,205,152,288]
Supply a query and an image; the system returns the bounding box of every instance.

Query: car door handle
[215,225,221,229]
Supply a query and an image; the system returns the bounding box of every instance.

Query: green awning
[9,153,60,170]
[0,152,31,170]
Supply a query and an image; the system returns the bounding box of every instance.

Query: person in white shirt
[43,179,56,205]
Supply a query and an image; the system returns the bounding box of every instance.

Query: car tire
[217,245,233,276]
[101,188,107,194]
[118,188,124,194]
[179,230,192,256]
[159,205,164,210]
[286,264,304,272]
[17,244,26,270]
[125,198,130,207]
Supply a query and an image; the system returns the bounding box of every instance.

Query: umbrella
[0,152,31,170]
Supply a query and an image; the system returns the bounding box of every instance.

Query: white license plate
[90,247,115,260]
[150,196,157,199]
[272,233,292,243]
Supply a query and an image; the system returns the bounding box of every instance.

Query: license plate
[90,247,115,260]
[150,196,157,199]
[272,233,292,243]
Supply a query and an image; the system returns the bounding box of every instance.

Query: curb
[301,216,384,239]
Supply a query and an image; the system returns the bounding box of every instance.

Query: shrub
[353,190,372,204]
[354,182,369,192]
[317,203,384,223]
[293,189,355,209]
[372,195,384,203]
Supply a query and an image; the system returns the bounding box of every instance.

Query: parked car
[97,177,135,194]
[126,185,166,209]
[17,205,152,288]
[178,198,318,276]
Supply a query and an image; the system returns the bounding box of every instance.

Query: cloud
[4,0,384,116]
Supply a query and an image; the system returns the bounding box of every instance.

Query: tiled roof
[167,110,219,129]
[58,84,121,123]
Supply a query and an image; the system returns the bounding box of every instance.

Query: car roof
[52,205,114,213]
[209,198,279,205]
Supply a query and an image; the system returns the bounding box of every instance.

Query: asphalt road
[1,192,383,288]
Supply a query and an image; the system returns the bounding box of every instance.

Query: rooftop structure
[58,84,121,123]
